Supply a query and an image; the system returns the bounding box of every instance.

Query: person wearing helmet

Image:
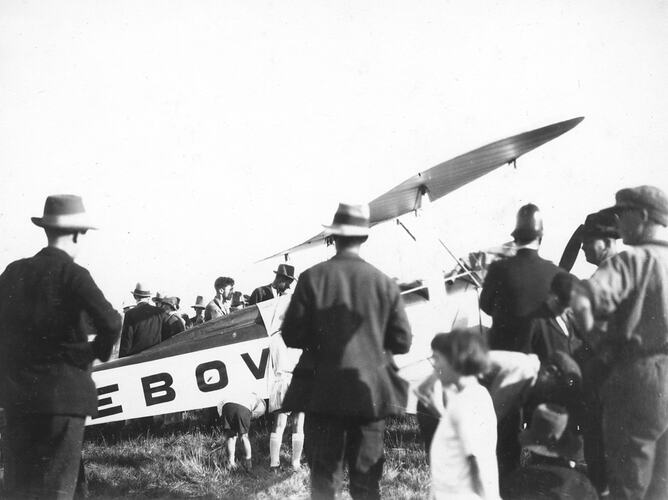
[480,203,561,484]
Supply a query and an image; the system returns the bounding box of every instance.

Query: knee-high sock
[291,433,304,467]
[269,432,282,467]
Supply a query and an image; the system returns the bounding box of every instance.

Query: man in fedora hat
[571,185,668,500]
[0,194,121,499]
[281,202,412,500]
[119,282,165,358]
[504,403,597,499]
[248,264,296,305]
[205,276,235,321]
[480,203,561,479]
[190,295,206,326]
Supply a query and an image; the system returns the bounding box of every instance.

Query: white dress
[430,377,500,500]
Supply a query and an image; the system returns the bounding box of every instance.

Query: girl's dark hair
[430,329,490,376]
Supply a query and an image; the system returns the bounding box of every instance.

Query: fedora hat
[322,203,370,237]
[519,403,581,461]
[132,282,152,298]
[31,194,97,231]
[192,295,206,309]
[152,291,164,304]
[274,263,296,281]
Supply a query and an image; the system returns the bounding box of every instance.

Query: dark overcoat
[0,247,121,416]
[281,252,412,418]
[480,248,560,351]
[119,301,164,358]
[247,284,275,305]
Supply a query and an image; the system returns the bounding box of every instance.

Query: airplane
[89,116,584,425]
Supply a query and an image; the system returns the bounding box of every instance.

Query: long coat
[119,301,164,358]
[281,252,412,418]
[480,248,560,351]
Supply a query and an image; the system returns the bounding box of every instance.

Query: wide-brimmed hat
[192,295,206,309]
[511,203,543,242]
[274,264,296,281]
[132,282,152,298]
[31,194,97,231]
[519,403,581,460]
[605,185,668,226]
[322,203,370,237]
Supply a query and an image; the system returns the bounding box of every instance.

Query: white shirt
[430,377,500,500]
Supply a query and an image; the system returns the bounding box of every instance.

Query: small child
[418,330,500,500]
[217,392,265,471]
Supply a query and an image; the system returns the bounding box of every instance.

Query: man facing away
[205,276,235,321]
[248,264,296,305]
[281,202,412,500]
[119,282,165,358]
[0,194,121,499]
[571,185,668,500]
[479,203,561,483]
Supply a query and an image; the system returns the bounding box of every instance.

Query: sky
[1,0,667,311]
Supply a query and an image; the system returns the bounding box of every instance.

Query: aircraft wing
[261,116,584,261]
[368,117,584,221]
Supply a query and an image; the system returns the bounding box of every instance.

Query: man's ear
[640,208,650,223]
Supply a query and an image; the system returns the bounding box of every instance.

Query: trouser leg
[603,356,668,500]
[6,412,85,500]
[346,418,385,500]
[306,413,345,500]
[582,355,611,493]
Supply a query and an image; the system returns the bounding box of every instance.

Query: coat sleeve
[119,317,132,358]
[71,266,122,362]
[281,274,312,349]
[384,286,412,355]
[479,261,501,315]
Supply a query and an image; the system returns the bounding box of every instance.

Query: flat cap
[613,185,668,226]
[582,208,619,239]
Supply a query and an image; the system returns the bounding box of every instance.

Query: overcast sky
[1,0,667,310]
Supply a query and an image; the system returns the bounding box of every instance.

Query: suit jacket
[521,304,582,363]
[248,284,276,305]
[0,247,121,416]
[204,297,230,321]
[281,251,412,418]
[119,301,165,358]
[480,248,560,351]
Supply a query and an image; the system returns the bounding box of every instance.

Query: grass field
[81,413,430,499]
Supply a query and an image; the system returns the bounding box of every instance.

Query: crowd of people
[0,186,667,500]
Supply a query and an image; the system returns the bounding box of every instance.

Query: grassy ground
[82,413,430,499]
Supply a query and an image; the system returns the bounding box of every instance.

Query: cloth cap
[161,296,179,310]
[582,208,620,239]
[31,194,97,231]
[323,203,370,237]
[274,263,296,281]
[132,282,152,298]
[610,185,668,226]
[519,403,581,460]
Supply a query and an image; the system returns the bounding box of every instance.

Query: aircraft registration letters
[88,339,271,425]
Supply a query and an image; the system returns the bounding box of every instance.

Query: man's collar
[37,246,73,261]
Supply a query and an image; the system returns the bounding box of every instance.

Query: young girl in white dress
[421,330,500,500]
